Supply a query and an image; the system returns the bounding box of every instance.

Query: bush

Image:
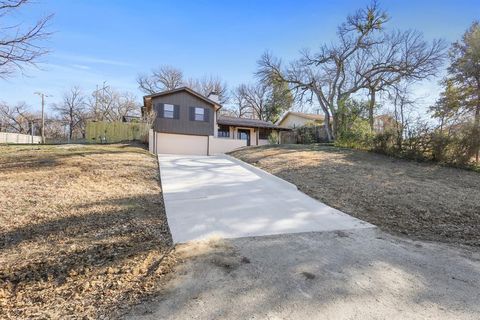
[431,124,479,166]
[335,118,375,149]
[268,131,279,144]
[298,126,316,144]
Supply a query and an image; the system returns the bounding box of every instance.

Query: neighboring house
[276,111,325,128]
[143,87,288,155]
[373,114,396,133]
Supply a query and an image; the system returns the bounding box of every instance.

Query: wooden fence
[280,125,329,144]
[85,121,150,144]
[0,132,41,144]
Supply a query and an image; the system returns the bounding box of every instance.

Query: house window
[259,128,270,140]
[218,125,230,138]
[194,107,204,121]
[163,104,174,118]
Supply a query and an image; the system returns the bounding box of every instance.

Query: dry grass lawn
[231,144,480,248]
[0,144,176,319]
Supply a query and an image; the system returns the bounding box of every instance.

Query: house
[373,114,396,133]
[143,87,289,155]
[276,111,325,128]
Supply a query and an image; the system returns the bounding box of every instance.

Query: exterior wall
[208,136,247,155]
[231,126,256,146]
[155,132,208,155]
[258,139,270,146]
[213,111,218,137]
[215,125,279,146]
[279,114,322,128]
[0,132,41,144]
[152,91,215,136]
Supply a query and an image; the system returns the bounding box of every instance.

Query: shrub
[268,131,279,144]
[336,118,374,149]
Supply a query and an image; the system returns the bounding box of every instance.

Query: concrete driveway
[126,154,480,319]
[158,154,372,243]
[127,229,480,320]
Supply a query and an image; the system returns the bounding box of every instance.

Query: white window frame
[194,107,204,121]
[163,104,174,118]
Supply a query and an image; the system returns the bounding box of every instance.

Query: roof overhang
[143,87,222,110]
[217,117,291,130]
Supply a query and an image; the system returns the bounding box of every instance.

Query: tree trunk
[313,91,334,141]
[475,84,480,164]
[368,88,376,131]
[323,111,333,142]
[475,104,479,164]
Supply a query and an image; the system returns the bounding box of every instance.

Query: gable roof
[276,111,325,125]
[217,116,290,130]
[143,87,222,110]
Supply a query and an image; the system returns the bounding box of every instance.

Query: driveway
[127,229,480,320]
[158,154,372,243]
[126,154,480,319]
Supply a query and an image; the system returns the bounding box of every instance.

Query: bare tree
[257,1,446,141]
[0,101,36,133]
[360,29,446,129]
[257,2,388,140]
[234,84,270,120]
[185,75,229,104]
[89,86,139,122]
[229,86,251,118]
[137,65,184,94]
[52,86,88,139]
[231,80,292,122]
[0,0,53,78]
[137,66,229,103]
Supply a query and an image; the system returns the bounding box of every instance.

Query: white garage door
[155,133,208,155]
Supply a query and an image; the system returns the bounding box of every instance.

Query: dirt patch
[176,238,244,275]
[0,144,176,319]
[231,144,480,248]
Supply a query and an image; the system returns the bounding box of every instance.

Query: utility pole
[93,81,109,120]
[34,91,51,143]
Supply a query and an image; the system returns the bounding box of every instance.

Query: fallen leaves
[0,144,176,319]
[231,144,480,247]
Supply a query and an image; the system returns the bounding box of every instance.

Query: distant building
[276,111,325,128]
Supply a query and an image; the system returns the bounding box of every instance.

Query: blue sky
[1,0,479,114]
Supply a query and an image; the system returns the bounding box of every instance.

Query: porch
[216,116,289,146]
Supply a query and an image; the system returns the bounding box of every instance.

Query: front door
[237,129,250,146]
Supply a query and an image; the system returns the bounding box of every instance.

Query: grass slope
[231,144,480,248]
[0,144,175,319]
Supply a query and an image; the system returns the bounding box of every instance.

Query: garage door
[155,133,208,155]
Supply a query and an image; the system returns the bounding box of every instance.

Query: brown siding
[151,91,215,136]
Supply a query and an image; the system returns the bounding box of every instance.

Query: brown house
[143,87,289,155]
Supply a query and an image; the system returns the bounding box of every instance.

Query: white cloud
[52,52,135,67]
[71,64,91,70]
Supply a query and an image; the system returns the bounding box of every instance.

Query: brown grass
[0,144,176,319]
[231,144,480,248]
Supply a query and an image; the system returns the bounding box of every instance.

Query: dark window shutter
[174,105,180,119]
[156,103,164,118]
[204,108,210,122]
[189,107,195,121]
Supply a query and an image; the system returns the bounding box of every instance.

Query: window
[259,128,270,140]
[163,104,174,118]
[194,107,204,121]
[218,125,230,138]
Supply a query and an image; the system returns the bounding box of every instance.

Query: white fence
[0,132,41,144]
